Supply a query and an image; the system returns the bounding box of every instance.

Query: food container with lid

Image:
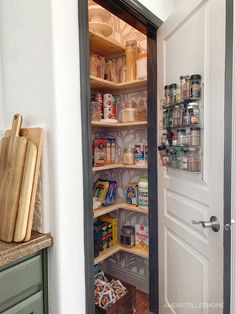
[137,52,147,80]
[120,225,135,247]
[125,40,137,81]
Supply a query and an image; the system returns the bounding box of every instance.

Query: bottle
[190,74,201,99]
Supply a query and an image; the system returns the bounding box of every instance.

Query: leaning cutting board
[0,114,28,242]
[5,126,44,242]
[13,141,37,242]
[19,128,44,242]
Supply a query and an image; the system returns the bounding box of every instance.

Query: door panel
[157,0,225,313]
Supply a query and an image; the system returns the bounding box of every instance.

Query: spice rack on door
[90,31,149,266]
[159,76,203,173]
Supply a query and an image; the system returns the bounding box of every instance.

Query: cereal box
[135,224,149,251]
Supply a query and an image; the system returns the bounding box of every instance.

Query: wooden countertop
[0,231,53,267]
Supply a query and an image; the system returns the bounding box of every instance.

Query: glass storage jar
[188,147,201,172]
[137,52,147,79]
[91,101,101,121]
[188,103,200,125]
[177,129,186,146]
[120,225,135,248]
[123,147,135,165]
[125,40,137,81]
[180,75,191,100]
[190,127,200,146]
[190,74,202,99]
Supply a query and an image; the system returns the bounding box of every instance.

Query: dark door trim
[78,1,160,313]
[224,0,233,313]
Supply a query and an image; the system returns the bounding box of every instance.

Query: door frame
[224,0,234,313]
[78,1,161,313]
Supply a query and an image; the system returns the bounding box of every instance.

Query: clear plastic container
[137,52,147,79]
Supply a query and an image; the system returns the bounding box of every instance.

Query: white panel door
[157,0,225,313]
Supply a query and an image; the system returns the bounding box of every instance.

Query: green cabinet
[0,250,48,314]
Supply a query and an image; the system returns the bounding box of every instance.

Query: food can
[103,94,116,120]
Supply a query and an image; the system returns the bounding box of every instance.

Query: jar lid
[124,147,135,152]
[175,147,182,152]
[169,83,177,88]
[180,129,186,132]
[138,52,147,58]
[180,75,191,80]
[191,74,201,80]
[190,127,200,130]
[125,39,137,46]
[121,225,135,235]
[189,147,199,152]
[139,177,148,182]
[164,85,169,89]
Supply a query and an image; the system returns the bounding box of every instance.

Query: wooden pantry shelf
[89,30,124,58]
[94,243,120,265]
[92,164,148,171]
[120,245,149,259]
[93,202,148,218]
[91,121,147,128]
[90,76,147,91]
[94,243,149,264]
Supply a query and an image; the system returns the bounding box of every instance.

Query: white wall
[0,0,85,313]
[0,0,175,313]
[137,0,175,21]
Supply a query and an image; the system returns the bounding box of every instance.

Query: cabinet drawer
[0,255,42,311]
[3,291,43,314]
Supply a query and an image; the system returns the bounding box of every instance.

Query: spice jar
[188,147,201,172]
[137,52,147,79]
[190,127,200,146]
[190,74,201,99]
[125,40,137,81]
[188,103,199,125]
[169,83,177,105]
[164,85,170,107]
[177,129,186,146]
[120,225,135,247]
[121,102,137,123]
[123,147,135,165]
[180,75,191,100]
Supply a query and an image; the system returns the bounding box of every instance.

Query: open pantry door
[157,0,232,313]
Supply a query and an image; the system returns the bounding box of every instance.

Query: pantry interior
[87,0,158,312]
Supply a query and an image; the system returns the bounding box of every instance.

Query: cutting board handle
[11,114,23,137]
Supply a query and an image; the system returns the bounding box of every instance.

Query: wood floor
[136,290,149,314]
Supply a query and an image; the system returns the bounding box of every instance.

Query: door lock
[224,219,235,232]
[192,216,220,232]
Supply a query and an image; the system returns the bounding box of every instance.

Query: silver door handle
[192,216,220,232]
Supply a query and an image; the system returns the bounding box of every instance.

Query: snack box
[135,224,149,251]
[125,183,138,206]
[99,215,118,245]
[95,274,136,314]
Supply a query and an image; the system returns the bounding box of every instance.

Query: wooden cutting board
[13,141,37,242]
[0,114,27,242]
[5,127,44,242]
